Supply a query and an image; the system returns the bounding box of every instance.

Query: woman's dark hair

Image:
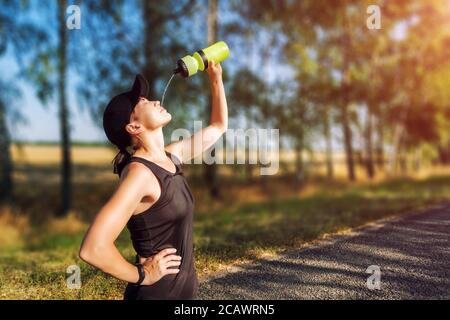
[112,146,132,177]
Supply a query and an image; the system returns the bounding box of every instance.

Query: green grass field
[0,145,449,299]
[1,168,450,299]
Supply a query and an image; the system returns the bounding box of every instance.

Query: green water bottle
[173,41,230,77]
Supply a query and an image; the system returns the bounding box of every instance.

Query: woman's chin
[162,113,172,126]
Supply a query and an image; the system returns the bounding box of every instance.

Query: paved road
[197,203,450,299]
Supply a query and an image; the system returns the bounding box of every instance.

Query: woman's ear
[125,121,143,135]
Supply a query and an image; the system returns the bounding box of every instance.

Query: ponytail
[112,147,131,177]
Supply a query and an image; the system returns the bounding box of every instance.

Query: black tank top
[122,151,198,300]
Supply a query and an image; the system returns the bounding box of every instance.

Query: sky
[3,1,209,143]
[2,1,289,144]
[2,1,407,150]
[2,54,106,142]
[2,0,108,143]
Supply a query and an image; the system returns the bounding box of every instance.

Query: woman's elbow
[79,244,92,263]
[216,123,228,135]
[79,243,103,265]
[221,122,228,134]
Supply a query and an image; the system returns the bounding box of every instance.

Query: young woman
[79,61,227,300]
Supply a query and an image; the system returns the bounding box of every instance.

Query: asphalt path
[197,203,450,299]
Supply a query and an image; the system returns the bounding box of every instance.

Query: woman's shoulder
[117,161,161,205]
[119,160,158,183]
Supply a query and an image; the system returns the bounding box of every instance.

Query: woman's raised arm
[166,60,228,163]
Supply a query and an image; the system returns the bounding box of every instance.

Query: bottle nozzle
[173,66,182,74]
[173,59,189,78]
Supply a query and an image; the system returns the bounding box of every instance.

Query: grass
[192,175,450,274]
[1,174,449,299]
[1,145,450,299]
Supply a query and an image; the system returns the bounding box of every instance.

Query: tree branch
[154,0,196,25]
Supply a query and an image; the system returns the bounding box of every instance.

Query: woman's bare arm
[79,164,156,283]
[166,60,228,162]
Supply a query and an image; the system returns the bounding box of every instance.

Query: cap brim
[129,74,149,106]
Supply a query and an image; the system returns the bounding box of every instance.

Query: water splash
[161,73,175,108]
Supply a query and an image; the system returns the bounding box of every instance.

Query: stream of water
[161,73,175,108]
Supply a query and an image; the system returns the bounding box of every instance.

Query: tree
[57,0,71,216]
[0,82,14,203]
[229,68,267,182]
[24,1,200,215]
[232,0,361,181]
[203,0,220,198]
[77,0,202,142]
[23,0,74,216]
[0,0,47,204]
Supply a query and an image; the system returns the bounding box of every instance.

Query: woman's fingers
[210,60,221,71]
[207,60,222,79]
[164,268,180,275]
[142,248,182,276]
[155,248,177,260]
[165,260,182,268]
[160,254,182,264]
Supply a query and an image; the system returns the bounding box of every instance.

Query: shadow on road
[198,204,450,299]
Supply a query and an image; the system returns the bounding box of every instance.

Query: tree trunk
[365,105,375,179]
[390,123,403,174]
[203,0,220,199]
[323,105,334,180]
[244,111,253,182]
[341,2,355,181]
[295,134,304,186]
[57,0,72,217]
[142,0,157,99]
[412,148,421,172]
[399,153,407,174]
[375,115,384,169]
[0,101,13,204]
[341,103,356,181]
[398,139,408,174]
[437,141,450,165]
[295,138,304,187]
[392,130,408,175]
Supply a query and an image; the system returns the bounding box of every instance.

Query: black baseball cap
[103,74,149,150]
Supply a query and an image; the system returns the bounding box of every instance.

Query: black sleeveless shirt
[122,151,198,300]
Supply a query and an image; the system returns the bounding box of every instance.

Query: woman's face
[131,96,172,130]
